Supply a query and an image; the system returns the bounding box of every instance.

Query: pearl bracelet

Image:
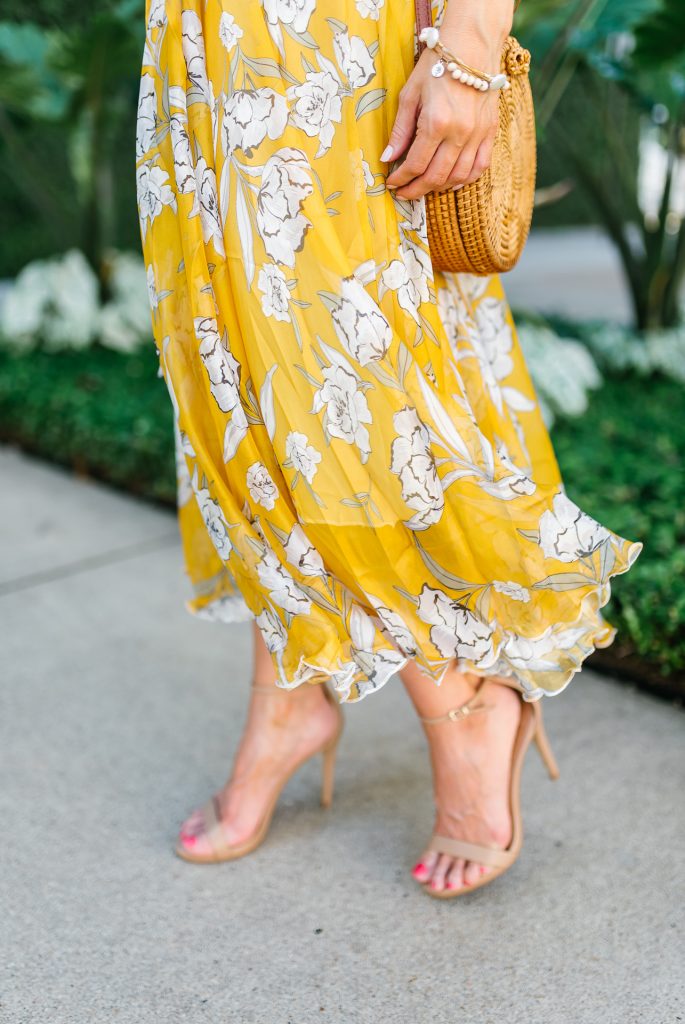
[418,26,510,92]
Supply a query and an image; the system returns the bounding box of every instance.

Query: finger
[461,129,497,186]
[381,86,420,165]
[386,128,440,190]
[395,140,462,199]
[445,138,482,189]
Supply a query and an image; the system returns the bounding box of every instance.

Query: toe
[177,807,212,855]
[428,853,451,893]
[445,858,466,892]
[412,849,438,884]
[462,859,482,887]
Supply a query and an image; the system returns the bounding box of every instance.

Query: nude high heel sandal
[175,682,344,864]
[418,676,559,899]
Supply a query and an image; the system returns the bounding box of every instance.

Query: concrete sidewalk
[1,446,683,1024]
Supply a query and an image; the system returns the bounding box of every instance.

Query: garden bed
[0,342,682,699]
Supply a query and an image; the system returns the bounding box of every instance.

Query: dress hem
[184,537,644,704]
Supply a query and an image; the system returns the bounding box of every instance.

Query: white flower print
[390,406,444,530]
[287,71,342,157]
[492,580,531,603]
[312,363,372,462]
[193,155,225,255]
[479,445,536,500]
[193,484,233,561]
[256,548,312,614]
[332,31,376,89]
[219,11,243,52]
[257,148,313,267]
[331,276,393,365]
[136,73,157,159]
[247,461,279,510]
[350,148,374,199]
[500,623,587,673]
[263,0,316,33]
[355,0,384,19]
[258,264,291,322]
[381,246,430,323]
[538,491,611,563]
[222,88,288,157]
[170,114,196,195]
[137,161,176,239]
[194,317,242,414]
[416,585,496,664]
[255,607,288,652]
[283,523,326,577]
[466,295,514,414]
[146,264,158,313]
[181,10,212,104]
[436,281,468,354]
[349,605,406,682]
[367,598,419,657]
[147,0,166,31]
[285,431,322,483]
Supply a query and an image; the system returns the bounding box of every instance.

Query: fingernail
[452,183,465,191]
[386,183,398,190]
[380,144,394,161]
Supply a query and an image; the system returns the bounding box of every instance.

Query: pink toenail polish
[412,862,425,875]
[182,834,197,845]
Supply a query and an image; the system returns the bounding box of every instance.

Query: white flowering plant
[0,249,153,353]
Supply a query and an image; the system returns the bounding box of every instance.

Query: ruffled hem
[184,537,644,704]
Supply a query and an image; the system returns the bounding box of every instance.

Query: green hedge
[0,344,176,505]
[0,342,682,693]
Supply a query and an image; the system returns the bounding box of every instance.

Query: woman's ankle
[400,659,480,721]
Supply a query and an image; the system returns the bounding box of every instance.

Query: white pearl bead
[459,70,468,82]
[451,70,460,80]
[466,74,475,86]
[420,27,439,48]
[447,61,457,72]
[489,73,508,90]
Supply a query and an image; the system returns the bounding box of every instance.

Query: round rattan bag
[421,37,537,275]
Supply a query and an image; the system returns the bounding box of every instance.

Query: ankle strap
[419,686,493,725]
[251,682,322,697]
[251,683,290,695]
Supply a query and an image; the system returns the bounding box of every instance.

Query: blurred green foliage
[0,341,682,688]
[553,372,685,682]
[0,1,144,288]
[517,0,685,329]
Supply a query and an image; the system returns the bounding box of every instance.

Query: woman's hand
[382,1,515,200]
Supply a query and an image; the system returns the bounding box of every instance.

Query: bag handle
[414,0,433,58]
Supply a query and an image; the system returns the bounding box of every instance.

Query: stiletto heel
[532,702,560,780]
[416,677,560,899]
[320,736,338,808]
[175,681,344,864]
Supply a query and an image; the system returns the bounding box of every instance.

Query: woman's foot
[177,682,340,858]
[409,671,522,893]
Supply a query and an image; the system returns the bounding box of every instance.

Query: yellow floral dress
[136,0,642,702]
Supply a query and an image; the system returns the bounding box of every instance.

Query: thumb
[381,91,419,163]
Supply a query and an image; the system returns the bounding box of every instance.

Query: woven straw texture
[425,37,537,275]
